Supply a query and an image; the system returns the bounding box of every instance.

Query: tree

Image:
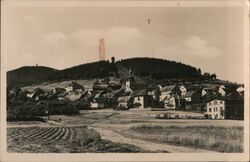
[198,68,202,75]
[203,72,211,80]
[211,73,217,80]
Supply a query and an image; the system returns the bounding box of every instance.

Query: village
[8,66,244,121]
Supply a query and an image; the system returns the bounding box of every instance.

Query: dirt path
[91,126,216,153]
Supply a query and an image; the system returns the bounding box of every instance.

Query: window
[209,108,211,112]
[220,107,223,110]
[220,101,223,104]
[214,108,216,111]
[214,100,217,104]
[216,107,218,111]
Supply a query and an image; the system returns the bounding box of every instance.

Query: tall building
[99,38,105,61]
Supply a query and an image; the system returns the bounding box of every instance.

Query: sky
[2,2,246,83]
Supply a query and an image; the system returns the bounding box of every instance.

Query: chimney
[99,38,105,61]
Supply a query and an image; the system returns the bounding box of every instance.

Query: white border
[1,0,249,162]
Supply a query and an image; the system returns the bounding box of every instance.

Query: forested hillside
[117,57,202,80]
[7,58,204,88]
[48,60,117,80]
[7,66,57,88]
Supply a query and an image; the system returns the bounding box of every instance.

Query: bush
[7,101,46,121]
[134,102,141,108]
[49,101,80,115]
[7,99,80,121]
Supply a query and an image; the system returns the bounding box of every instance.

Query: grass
[128,124,244,152]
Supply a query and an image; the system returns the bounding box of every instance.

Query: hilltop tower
[99,38,105,61]
[111,56,115,64]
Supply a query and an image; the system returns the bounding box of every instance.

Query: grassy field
[124,124,244,152]
[7,126,146,153]
[7,109,244,153]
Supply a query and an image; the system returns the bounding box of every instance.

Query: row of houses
[9,74,244,120]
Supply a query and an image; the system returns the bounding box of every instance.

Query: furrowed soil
[7,109,244,153]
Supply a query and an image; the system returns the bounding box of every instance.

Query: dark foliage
[7,66,57,89]
[48,60,117,81]
[117,57,202,80]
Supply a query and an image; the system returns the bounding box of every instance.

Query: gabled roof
[133,89,148,96]
[65,92,82,101]
[184,91,195,97]
[204,93,224,102]
[225,91,244,100]
[118,96,131,103]
[160,85,176,92]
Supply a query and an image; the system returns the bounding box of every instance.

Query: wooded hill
[117,57,201,79]
[7,57,204,88]
[7,66,58,88]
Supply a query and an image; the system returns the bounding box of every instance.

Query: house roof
[225,91,244,100]
[160,85,176,92]
[133,89,148,96]
[184,91,195,97]
[204,93,224,102]
[118,96,131,103]
[65,92,82,101]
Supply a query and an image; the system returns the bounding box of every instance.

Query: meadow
[7,109,244,153]
[126,124,244,152]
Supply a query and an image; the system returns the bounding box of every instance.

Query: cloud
[43,32,67,43]
[69,26,145,48]
[184,36,223,58]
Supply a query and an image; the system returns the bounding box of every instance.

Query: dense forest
[7,66,57,89]
[48,60,117,80]
[117,57,202,80]
[7,57,206,88]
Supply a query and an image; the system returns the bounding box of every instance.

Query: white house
[179,85,187,97]
[90,102,99,108]
[236,86,244,93]
[201,89,207,97]
[125,80,133,94]
[163,94,176,110]
[160,85,176,101]
[118,96,132,108]
[65,86,73,93]
[218,85,226,96]
[206,99,225,119]
[183,91,194,102]
[133,96,144,109]
[133,89,151,109]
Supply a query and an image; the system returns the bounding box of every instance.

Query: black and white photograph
[1,0,249,161]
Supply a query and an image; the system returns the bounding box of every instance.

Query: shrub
[7,101,46,121]
[134,102,141,108]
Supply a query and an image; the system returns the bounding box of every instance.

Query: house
[224,91,244,120]
[236,85,244,93]
[218,85,226,96]
[66,82,85,92]
[159,85,176,101]
[133,89,152,109]
[52,87,66,95]
[117,96,133,108]
[125,79,133,94]
[179,85,187,97]
[163,94,176,110]
[64,91,83,101]
[28,88,45,101]
[183,91,195,102]
[206,99,225,119]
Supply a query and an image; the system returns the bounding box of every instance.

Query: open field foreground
[7,109,244,153]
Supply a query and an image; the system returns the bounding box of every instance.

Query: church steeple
[129,68,132,77]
